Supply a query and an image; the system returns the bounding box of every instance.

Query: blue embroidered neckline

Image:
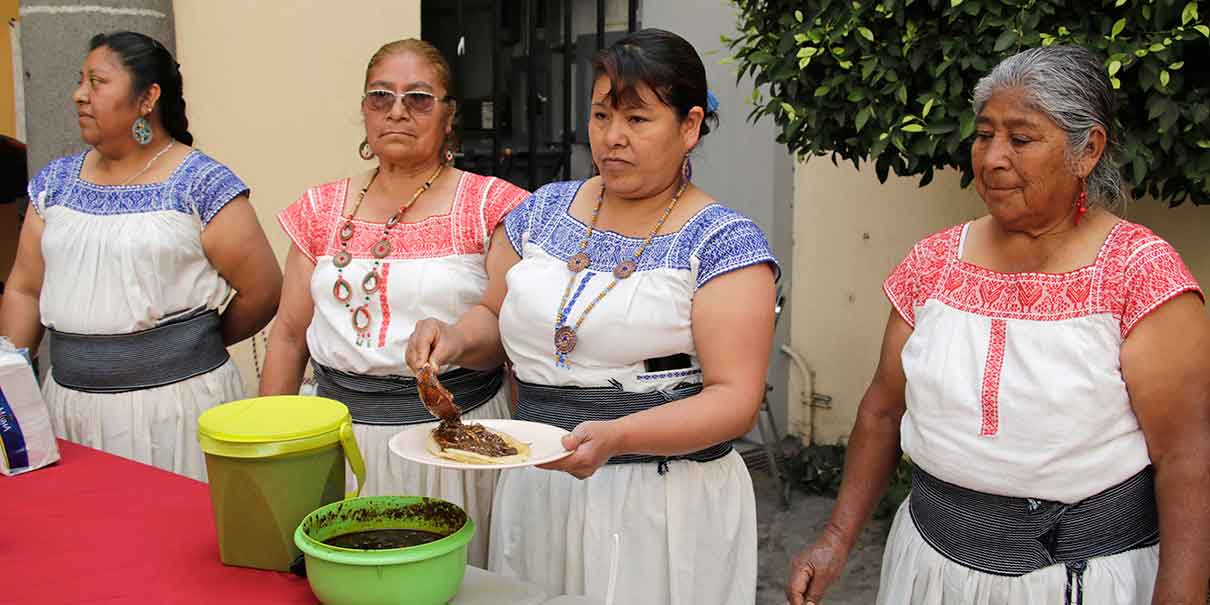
[71,149,198,192]
[34,149,248,223]
[530,180,731,273]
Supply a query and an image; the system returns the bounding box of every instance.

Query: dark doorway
[422,0,641,191]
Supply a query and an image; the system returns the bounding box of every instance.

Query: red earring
[1074,177,1088,226]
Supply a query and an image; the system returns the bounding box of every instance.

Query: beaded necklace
[552,179,689,366]
[333,163,445,346]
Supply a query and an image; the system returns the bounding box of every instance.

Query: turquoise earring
[132,116,153,145]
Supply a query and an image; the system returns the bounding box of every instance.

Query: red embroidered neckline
[317,173,498,260]
[885,220,1202,335]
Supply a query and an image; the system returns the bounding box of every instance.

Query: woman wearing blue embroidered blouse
[0,32,281,480]
[406,29,777,604]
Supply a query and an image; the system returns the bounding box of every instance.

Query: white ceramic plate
[388,419,573,470]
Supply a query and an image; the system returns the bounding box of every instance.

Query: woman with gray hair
[787,45,1209,605]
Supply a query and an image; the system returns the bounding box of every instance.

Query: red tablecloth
[0,440,317,604]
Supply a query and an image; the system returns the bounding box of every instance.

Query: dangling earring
[445,148,455,164]
[1074,176,1088,225]
[681,155,692,182]
[132,116,153,146]
[359,140,375,160]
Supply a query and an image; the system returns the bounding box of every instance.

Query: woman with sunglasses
[260,38,528,566]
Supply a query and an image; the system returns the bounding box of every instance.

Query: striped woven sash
[49,309,228,394]
[514,378,732,473]
[909,465,1159,605]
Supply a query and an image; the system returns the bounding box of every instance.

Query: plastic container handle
[339,420,366,498]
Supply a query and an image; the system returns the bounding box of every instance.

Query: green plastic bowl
[294,496,475,605]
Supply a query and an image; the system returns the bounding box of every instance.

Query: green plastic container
[295,496,475,605]
[198,396,366,571]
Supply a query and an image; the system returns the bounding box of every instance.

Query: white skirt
[488,449,757,605]
[347,386,510,568]
[45,359,245,482]
[877,499,1159,604]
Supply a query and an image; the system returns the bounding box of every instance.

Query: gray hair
[972,46,1125,210]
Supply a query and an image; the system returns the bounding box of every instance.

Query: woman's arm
[786,309,911,605]
[405,226,519,372]
[201,196,282,346]
[0,212,46,350]
[540,263,777,477]
[258,245,316,396]
[1120,293,1210,605]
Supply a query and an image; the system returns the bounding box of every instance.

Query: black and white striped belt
[48,309,229,394]
[909,465,1159,605]
[514,378,732,474]
[312,363,503,425]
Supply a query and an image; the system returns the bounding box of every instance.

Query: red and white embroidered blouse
[278,170,528,376]
[885,220,1203,503]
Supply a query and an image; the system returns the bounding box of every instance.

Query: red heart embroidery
[944,271,965,292]
[980,281,1006,305]
[1016,282,1043,309]
[1065,279,1091,303]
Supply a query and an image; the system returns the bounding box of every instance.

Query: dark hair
[591,28,718,142]
[90,31,193,146]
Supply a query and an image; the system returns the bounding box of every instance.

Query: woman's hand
[405,318,467,374]
[537,420,624,479]
[786,524,853,605]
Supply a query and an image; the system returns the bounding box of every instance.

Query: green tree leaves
[727,0,1210,205]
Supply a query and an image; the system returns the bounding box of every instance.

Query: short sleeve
[26,162,50,217]
[882,226,962,328]
[884,247,921,328]
[1120,239,1204,336]
[482,178,530,240]
[504,193,537,256]
[278,190,320,263]
[693,217,780,289]
[189,159,249,225]
[26,155,75,217]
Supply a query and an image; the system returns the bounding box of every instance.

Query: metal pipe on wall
[780,344,817,445]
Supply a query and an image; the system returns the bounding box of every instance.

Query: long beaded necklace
[332,163,445,347]
[552,178,689,366]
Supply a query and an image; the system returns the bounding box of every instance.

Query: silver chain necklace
[116,140,175,185]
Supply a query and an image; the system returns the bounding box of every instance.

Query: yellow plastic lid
[198,395,349,446]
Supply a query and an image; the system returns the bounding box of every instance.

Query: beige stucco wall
[788,160,1210,444]
[173,0,421,394]
[0,0,16,137]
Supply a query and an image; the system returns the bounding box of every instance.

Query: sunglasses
[363,89,452,114]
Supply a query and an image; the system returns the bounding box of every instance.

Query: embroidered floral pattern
[505,180,780,289]
[377,263,392,348]
[883,221,1203,335]
[279,172,527,263]
[636,368,703,381]
[980,319,1007,437]
[28,151,248,225]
